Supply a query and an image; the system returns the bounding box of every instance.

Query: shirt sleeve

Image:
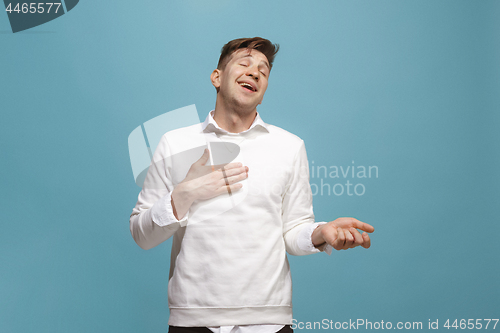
[129,134,188,250]
[281,140,331,256]
[296,222,333,255]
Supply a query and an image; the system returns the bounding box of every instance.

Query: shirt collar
[201,110,269,134]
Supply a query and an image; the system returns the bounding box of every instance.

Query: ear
[211,69,221,90]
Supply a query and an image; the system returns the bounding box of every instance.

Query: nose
[247,67,259,81]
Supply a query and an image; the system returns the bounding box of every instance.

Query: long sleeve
[129,135,188,250]
[281,141,331,256]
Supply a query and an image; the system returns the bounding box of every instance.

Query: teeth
[240,83,254,91]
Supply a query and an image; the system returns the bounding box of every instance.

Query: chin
[229,99,258,114]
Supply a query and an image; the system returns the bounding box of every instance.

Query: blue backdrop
[1,1,499,332]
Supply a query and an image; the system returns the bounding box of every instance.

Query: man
[130,37,374,333]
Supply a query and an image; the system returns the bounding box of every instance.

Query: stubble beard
[221,88,258,118]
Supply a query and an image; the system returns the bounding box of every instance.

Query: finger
[361,232,371,249]
[336,218,375,233]
[352,219,375,233]
[345,228,354,242]
[214,183,243,196]
[197,148,210,166]
[223,171,248,185]
[220,168,230,186]
[350,227,364,246]
[221,166,248,178]
[334,227,346,250]
[343,228,354,249]
[213,162,243,171]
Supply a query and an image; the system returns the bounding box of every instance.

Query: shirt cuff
[297,222,333,255]
[150,191,188,227]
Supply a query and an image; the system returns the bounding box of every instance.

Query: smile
[239,82,256,92]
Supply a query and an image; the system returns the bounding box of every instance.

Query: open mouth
[239,82,256,92]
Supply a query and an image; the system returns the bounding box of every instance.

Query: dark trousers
[168,325,293,333]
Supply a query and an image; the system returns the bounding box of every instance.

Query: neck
[213,99,257,133]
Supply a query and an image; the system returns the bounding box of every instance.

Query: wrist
[171,183,196,221]
[311,224,326,247]
[174,182,197,203]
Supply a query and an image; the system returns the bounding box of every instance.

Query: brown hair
[217,37,280,71]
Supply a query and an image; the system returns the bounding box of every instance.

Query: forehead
[229,49,269,66]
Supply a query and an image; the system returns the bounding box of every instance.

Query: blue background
[1,1,499,332]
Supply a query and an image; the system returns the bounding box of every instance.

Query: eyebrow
[240,54,270,71]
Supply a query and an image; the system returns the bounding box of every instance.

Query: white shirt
[130,111,331,332]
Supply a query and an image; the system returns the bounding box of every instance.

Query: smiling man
[130,37,374,333]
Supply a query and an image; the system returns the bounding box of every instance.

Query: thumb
[197,148,210,166]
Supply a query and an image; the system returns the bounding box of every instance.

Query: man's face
[211,49,270,113]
